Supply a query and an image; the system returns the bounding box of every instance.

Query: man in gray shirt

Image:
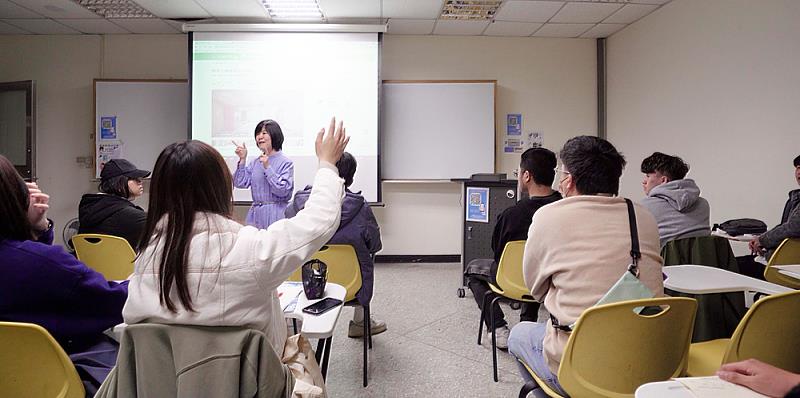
[640,152,711,247]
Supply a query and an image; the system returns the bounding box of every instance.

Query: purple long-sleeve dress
[233,151,294,229]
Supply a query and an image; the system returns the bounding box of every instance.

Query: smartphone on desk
[302,297,343,316]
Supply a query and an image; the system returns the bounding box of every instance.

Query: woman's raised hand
[315,117,350,165]
[232,140,248,163]
[26,182,50,233]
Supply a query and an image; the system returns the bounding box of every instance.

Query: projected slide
[191,32,380,202]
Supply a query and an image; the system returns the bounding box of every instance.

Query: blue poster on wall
[507,114,522,135]
[100,116,117,140]
[466,187,490,223]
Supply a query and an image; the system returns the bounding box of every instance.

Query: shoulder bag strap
[625,198,641,276]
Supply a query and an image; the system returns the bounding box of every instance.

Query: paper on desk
[279,282,303,312]
[674,376,768,398]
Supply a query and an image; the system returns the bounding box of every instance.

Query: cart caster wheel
[457,288,466,298]
[510,302,521,310]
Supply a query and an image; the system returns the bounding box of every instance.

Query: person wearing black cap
[78,158,150,248]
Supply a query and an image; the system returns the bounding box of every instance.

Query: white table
[635,381,693,398]
[775,264,800,279]
[711,229,757,242]
[663,265,792,306]
[278,282,346,379]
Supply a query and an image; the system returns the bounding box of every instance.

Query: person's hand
[232,141,248,163]
[26,182,50,233]
[259,154,269,169]
[717,359,800,397]
[749,237,765,255]
[315,117,350,165]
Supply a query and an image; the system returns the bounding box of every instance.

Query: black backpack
[715,218,767,236]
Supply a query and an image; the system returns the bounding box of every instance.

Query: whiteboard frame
[381,79,496,181]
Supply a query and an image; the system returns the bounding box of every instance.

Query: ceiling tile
[532,23,593,38]
[483,21,541,37]
[0,0,43,18]
[387,18,434,35]
[494,1,563,23]
[134,0,211,19]
[432,19,489,36]
[580,23,625,38]
[0,19,28,33]
[603,4,658,24]
[109,18,180,33]
[193,0,268,19]
[550,2,622,23]
[382,0,443,19]
[57,18,129,34]
[2,18,79,34]
[11,0,100,18]
[319,0,380,18]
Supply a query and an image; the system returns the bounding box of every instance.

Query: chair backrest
[72,233,135,280]
[0,322,85,398]
[288,244,362,302]
[722,290,800,373]
[764,238,800,289]
[558,297,698,398]
[494,240,533,301]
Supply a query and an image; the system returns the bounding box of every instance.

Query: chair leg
[490,295,502,383]
[478,290,492,345]
[363,305,369,387]
[519,380,539,398]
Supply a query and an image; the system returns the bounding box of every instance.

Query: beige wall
[607,0,800,255]
[0,33,596,254]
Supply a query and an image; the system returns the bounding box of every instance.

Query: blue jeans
[508,321,568,396]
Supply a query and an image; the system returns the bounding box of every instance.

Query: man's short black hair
[640,152,690,181]
[794,155,800,167]
[520,147,557,186]
[336,152,357,188]
[559,136,626,195]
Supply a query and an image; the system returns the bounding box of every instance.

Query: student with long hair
[233,119,295,229]
[0,154,128,396]
[123,118,348,396]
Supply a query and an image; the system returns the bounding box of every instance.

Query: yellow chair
[476,240,538,382]
[72,233,135,280]
[687,290,800,377]
[288,244,372,386]
[0,322,85,398]
[519,297,697,398]
[763,238,800,289]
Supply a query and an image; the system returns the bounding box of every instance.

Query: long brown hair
[138,140,233,312]
[0,155,34,241]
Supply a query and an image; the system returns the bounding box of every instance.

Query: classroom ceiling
[0,0,671,38]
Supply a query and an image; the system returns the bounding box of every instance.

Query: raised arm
[232,141,252,189]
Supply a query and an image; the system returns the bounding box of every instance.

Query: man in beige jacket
[508,136,664,396]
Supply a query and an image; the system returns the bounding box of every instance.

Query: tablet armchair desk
[663,265,793,307]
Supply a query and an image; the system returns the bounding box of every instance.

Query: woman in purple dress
[233,119,294,229]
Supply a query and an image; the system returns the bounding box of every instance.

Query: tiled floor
[322,262,531,397]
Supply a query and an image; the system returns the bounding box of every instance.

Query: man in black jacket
[465,147,561,350]
[749,155,800,258]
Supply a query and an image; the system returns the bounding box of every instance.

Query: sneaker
[494,325,510,350]
[348,318,387,338]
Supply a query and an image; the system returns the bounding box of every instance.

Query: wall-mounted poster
[466,186,490,223]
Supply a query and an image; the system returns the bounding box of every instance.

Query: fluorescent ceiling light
[440,0,503,21]
[72,0,154,18]
[261,0,324,21]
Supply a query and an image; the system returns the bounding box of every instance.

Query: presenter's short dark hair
[640,152,689,181]
[794,155,800,167]
[336,152,357,188]
[559,136,626,196]
[254,119,284,152]
[520,147,556,186]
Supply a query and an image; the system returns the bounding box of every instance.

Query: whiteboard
[94,80,188,178]
[381,81,495,180]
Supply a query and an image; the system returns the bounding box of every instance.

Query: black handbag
[301,259,328,300]
[715,218,767,236]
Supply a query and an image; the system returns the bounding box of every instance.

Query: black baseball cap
[100,159,150,180]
